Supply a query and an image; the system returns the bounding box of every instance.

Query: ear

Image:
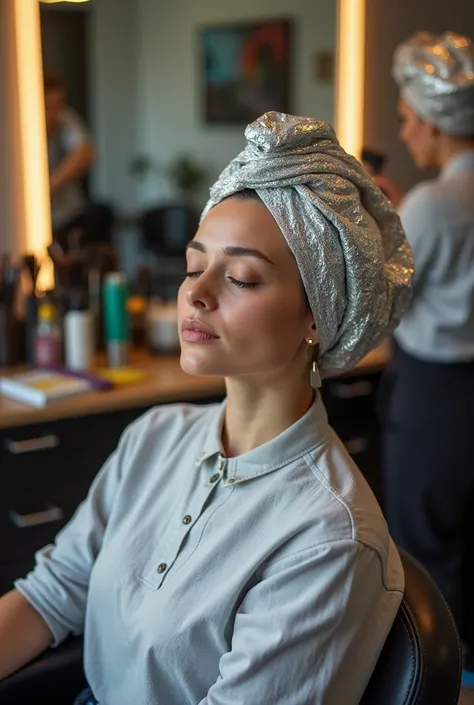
[426,121,440,139]
[304,315,319,344]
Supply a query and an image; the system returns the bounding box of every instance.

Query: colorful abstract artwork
[200,19,292,124]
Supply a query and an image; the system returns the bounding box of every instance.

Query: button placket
[141,454,229,590]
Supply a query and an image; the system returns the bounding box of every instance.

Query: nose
[185,277,218,311]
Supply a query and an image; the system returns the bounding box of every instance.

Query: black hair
[43,69,64,93]
[227,188,262,202]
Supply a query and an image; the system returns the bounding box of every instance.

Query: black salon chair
[0,550,461,705]
[360,549,461,704]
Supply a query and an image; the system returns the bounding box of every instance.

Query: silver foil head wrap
[393,31,474,137]
[201,112,414,377]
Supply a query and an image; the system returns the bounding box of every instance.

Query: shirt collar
[200,393,329,482]
[441,150,474,180]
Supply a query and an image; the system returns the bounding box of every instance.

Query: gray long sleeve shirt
[395,150,474,362]
[15,395,403,704]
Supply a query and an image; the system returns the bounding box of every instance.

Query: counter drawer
[0,487,84,566]
[322,372,381,423]
[0,408,146,497]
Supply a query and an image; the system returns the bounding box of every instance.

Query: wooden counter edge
[0,341,391,429]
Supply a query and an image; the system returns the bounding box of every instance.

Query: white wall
[89,0,140,212]
[135,0,336,206]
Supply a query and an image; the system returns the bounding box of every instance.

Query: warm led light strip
[13,0,52,256]
[335,0,366,158]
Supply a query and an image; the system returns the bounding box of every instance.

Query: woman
[377,32,474,687]
[0,112,412,704]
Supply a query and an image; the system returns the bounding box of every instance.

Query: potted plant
[167,154,208,206]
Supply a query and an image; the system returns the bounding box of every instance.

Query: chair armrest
[0,635,86,705]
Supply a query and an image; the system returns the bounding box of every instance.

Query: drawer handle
[344,437,369,455]
[8,505,64,529]
[5,434,60,455]
[331,381,374,399]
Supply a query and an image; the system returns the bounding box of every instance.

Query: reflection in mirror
[39,0,337,282]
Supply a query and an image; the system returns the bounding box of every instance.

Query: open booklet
[0,369,97,407]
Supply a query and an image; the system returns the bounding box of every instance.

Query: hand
[372,174,405,208]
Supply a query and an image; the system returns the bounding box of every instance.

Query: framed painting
[200,19,292,124]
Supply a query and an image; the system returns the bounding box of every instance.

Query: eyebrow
[186,241,274,265]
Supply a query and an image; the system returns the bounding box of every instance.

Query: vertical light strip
[13,0,51,255]
[335,0,366,157]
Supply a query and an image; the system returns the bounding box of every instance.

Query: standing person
[379,31,474,687]
[44,69,94,250]
[0,112,412,704]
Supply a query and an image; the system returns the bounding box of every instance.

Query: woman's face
[178,198,315,382]
[398,98,439,169]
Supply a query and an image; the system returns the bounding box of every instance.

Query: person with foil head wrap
[378,31,474,689]
[0,112,413,705]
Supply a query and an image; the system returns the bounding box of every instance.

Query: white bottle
[64,304,95,371]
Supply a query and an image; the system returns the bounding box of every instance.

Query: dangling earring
[306,339,322,389]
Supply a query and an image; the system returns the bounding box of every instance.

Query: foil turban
[393,31,474,137]
[201,112,414,377]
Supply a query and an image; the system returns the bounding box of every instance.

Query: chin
[411,150,434,171]
[180,348,222,378]
[415,156,429,170]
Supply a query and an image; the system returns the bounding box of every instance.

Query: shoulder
[298,427,395,568]
[60,107,86,128]
[398,180,440,227]
[59,107,89,142]
[269,431,403,591]
[116,402,220,464]
[399,177,460,238]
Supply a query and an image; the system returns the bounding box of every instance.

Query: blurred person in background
[44,69,94,251]
[378,31,474,689]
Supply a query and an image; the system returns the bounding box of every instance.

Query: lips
[181,318,219,342]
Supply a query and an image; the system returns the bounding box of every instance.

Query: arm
[0,590,53,680]
[50,141,93,195]
[50,109,94,195]
[397,183,439,296]
[199,540,403,705]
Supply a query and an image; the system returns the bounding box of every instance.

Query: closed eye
[184,272,258,289]
[227,277,257,289]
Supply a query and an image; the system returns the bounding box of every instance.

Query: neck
[437,136,474,168]
[221,371,314,457]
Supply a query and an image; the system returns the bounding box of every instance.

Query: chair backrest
[360,549,461,705]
